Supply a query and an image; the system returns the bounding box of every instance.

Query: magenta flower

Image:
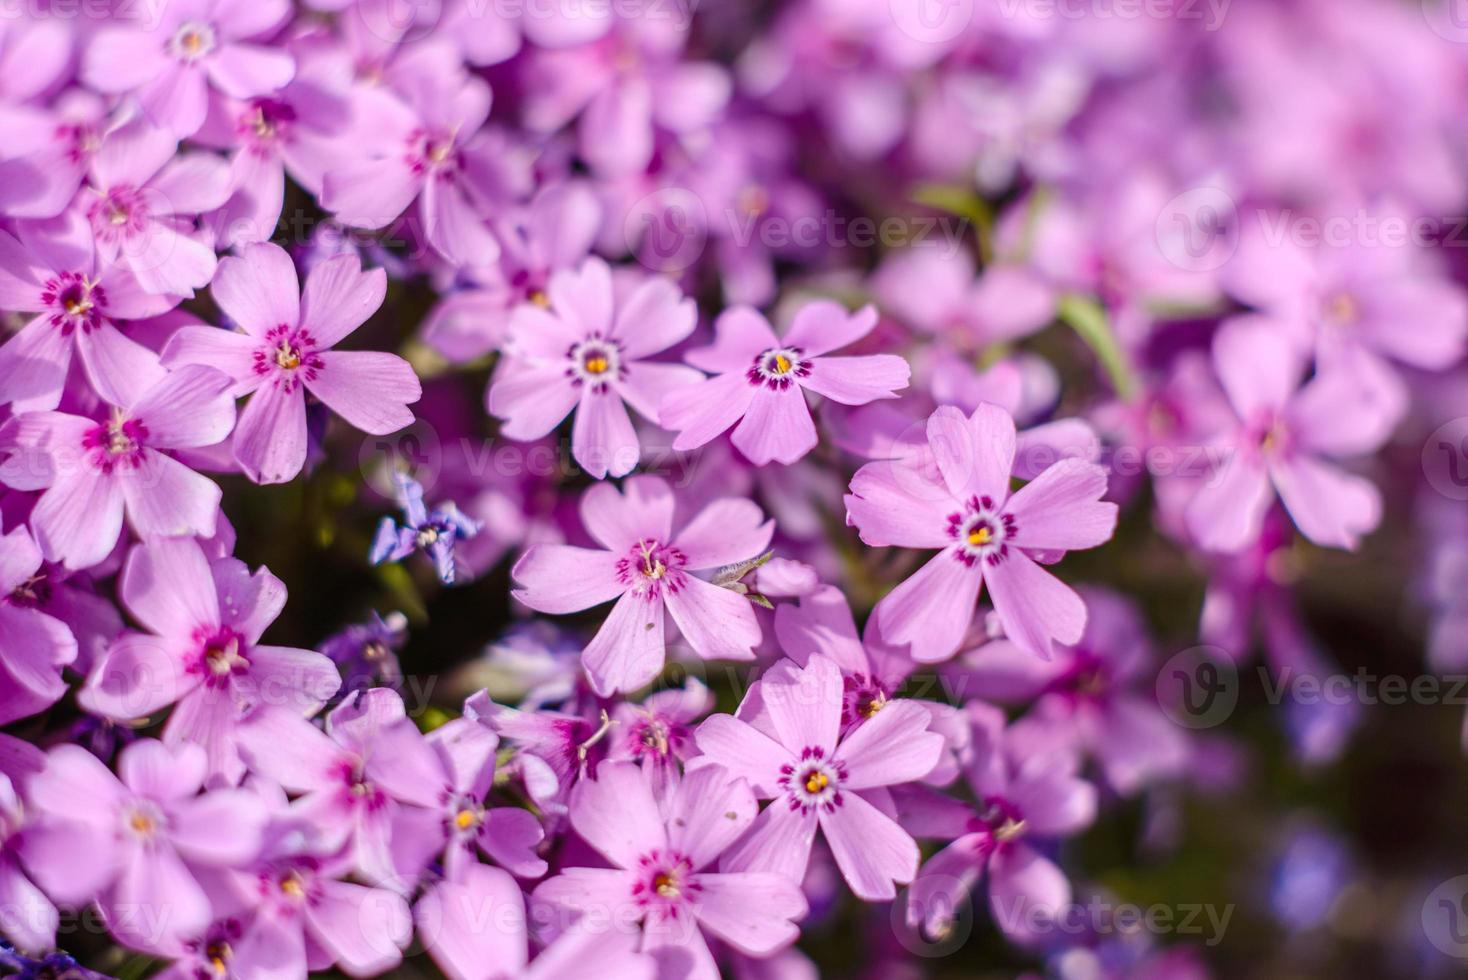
[321,65,501,265]
[694,655,945,900]
[82,0,294,138]
[217,802,413,978]
[428,717,547,881]
[532,763,807,971]
[237,688,451,893]
[488,257,701,479]
[511,476,772,696]
[419,864,656,980]
[79,536,340,781]
[162,242,421,484]
[80,118,232,296]
[871,247,1055,348]
[0,363,237,570]
[1186,316,1389,553]
[906,704,1096,943]
[0,526,77,727]
[845,404,1118,662]
[608,677,710,801]
[0,773,56,955]
[21,740,267,949]
[0,93,107,220]
[660,301,910,465]
[0,219,177,411]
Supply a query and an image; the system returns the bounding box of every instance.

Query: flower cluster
[0,0,1460,977]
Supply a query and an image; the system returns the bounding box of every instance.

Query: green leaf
[1057,293,1137,400]
[910,183,990,262]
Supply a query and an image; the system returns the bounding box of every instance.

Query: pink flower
[694,655,945,901]
[79,536,340,781]
[82,0,295,138]
[21,740,267,948]
[320,62,501,265]
[0,773,57,955]
[0,526,77,727]
[607,677,710,801]
[216,799,414,978]
[511,476,772,696]
[162,242,421,484]
[845,403,1118,661]
[1186,316,1389,553]
[419,865,656,980]
[906,704,1095,943]
[237,688,451,893]
[660,301,910,465]
[0,92,108,219]
[428,717,548,881]
[0,217,178,412]
[80,117,232,296]
[871,247,1055,348]
[0,362,237,570]
[487,257,702,479]
[532,763,807,974]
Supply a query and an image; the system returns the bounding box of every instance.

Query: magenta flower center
[977,796,1027,846]
[42,272,108,336]
[408,130,462,178]
[83,411,147,473]
[616,539,687,599]
[947,495,1015,568]
[631,849,698,918]
[89,186,148,242]
[191,628,250,688]
[842,673,888,724]
[1246,411,1293,458]
[747,346,810,390]
[5,573,51,610]
[240,99,296,149]
[778,746,846,814]
[566,336,623,393]
[169,21,217,62]
[255,325,324,393]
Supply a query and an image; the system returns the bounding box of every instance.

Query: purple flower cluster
[0,0,1460,976]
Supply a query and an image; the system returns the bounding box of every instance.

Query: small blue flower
[369,472,480,584]
[320,610,409,690]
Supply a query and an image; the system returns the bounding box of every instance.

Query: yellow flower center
[274,344,301,370]
[454,809,478,831]
[773,353,792,374]
[528,290,550,308]
[584,354,609,375]
[654,872,679,898]
[805,771,829,794]
[967,526,991,547]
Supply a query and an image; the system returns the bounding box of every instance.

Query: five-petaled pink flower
[694,655,945,900]
[511,475,771,695]
[0,362,236,570]
[488,257,702,479]
[79,536,340,782]
[660,301,910,465]
[532,762,807,977]
[162,241,421,484]
[845,403,1118,662]
[82,0,295,138]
